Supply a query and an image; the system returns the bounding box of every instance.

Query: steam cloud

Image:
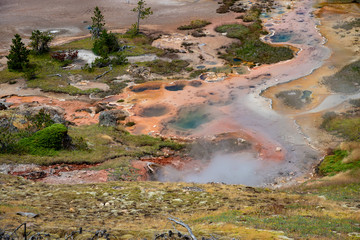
[159,152,276,186]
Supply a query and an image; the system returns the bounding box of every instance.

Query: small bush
[25,109,55,132]
[18,124,69,155]
[82,63,95,72]
[125,23,139,38]
[111,53,128,66]
[93,56,111,68]
[92,30,120,56]
[243,6,262,22]
[23,65,37,80]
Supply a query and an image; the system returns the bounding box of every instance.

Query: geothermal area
[0,0,359,238]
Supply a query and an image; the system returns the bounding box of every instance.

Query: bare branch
[168,217,197,240]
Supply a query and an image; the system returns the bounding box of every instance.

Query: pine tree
[132,0,153,34]
[6,34,30,71]
[30,30,53,54]
[91,6,105,39]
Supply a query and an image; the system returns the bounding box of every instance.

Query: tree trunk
[137,10,141,34]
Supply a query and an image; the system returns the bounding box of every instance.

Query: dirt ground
[0,0,218,55]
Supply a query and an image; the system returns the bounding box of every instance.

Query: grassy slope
[0,124,184,166]
[0,34,165,95]
[0,174,359,239]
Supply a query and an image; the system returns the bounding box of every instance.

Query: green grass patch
[196,211,360,239]
[145,59,190,75]
[319,149,360,176]
[303,182,360,203]
[224,40,293,65]
[0,124,185,165]
[178,20,211,30]
[0,69,22,83]
[322,114,360,141]
[216,22,293,65]
[215,24,250,39]
[53,38,94,51]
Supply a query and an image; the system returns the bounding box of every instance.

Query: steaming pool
[169,107,212,130]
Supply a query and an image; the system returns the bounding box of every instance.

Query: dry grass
[0,174,359,239]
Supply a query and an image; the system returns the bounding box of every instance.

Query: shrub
[111,53,128,66]
[93,56,111,68]
[92,30,120,56]
[243,5,262,22]
[18,124,69,155]
[25,109,55,132]
[82,63,95,72]
[125,23,140,38]
[23,65,37,80]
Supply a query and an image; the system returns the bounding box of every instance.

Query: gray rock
[99,110,128,126]
[18,103,66,124]
[16,212,39,218]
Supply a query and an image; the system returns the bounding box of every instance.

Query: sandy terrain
[0,0,218,55]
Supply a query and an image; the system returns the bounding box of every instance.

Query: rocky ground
[1,174,359,239]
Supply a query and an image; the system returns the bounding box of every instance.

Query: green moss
[145,60,190,75]
[319,150,360,176]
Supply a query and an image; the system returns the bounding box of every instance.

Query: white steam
[159,152,276,186]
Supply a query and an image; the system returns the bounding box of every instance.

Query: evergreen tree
[30,30,53,54]
[132,0,153,34]
[92,30,120,56]
[91,6,105,39]
[6,34,30,71]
